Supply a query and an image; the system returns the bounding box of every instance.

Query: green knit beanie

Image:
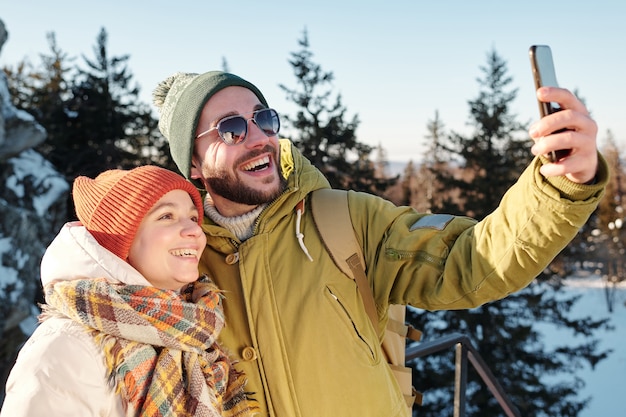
[152,71,268,179]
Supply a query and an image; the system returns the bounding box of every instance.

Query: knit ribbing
[203,197,266,241]
[72,166,204,260]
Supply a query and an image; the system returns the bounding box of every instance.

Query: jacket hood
[252,140,330,240]
[267,139,330,214]
[279,139,330,193]
[40,222,152,287]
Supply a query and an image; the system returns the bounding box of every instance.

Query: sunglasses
[195,108,280,145]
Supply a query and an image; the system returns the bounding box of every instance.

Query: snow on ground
[556,276,626,416]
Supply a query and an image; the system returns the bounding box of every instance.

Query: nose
[181,218,203,237]
[245,119,272,148]
[182,219,207,247]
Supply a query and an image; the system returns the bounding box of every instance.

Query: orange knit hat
[72,165,204,260]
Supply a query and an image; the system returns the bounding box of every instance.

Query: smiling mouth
[170,248,198,258]
[242,156,270,172]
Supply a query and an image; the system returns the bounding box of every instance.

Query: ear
[190,156,201,180]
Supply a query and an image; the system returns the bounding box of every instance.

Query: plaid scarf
[42,276,257,417]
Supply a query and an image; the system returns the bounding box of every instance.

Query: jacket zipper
[328,288,375,359]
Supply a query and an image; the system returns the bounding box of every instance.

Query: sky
[1,1,625,163]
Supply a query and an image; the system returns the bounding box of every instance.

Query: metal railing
[406,332,521,417]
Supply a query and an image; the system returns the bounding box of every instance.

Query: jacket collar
[41,222,152,287]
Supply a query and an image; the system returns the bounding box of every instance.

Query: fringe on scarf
[42,276,260,416]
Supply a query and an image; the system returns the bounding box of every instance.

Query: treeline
[4,26,625,417]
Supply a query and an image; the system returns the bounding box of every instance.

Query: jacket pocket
[325,285,378,362]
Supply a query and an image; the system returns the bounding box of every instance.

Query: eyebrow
[148,200,198,216]
[210,104,266,127]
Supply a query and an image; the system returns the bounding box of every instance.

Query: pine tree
[407,49,611,417]
[423,110,452,212]
[63,27,169,179]
[3,58,39,111]
[373,143,391,179]
[279,29,395,195]
[399,160,417,206]
[433,49,530,217]
[594,131,624,233]
[26,33,75,166]
[588,131,625,312]
[2,33,74,132]
[4,28,173,220]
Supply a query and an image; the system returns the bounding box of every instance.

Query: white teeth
[170,249,198,257]
[242,156,270,171]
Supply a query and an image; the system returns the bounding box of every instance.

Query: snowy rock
[0,21,47,160]
[0,18,69,397]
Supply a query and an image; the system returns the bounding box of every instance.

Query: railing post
[405,332,520,417]
[454,342,467,417]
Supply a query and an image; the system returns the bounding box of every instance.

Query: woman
[1,166,257,417]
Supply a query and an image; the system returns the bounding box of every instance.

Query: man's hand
[529,86,598,184]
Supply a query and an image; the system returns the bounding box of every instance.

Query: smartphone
[528,45,570,161]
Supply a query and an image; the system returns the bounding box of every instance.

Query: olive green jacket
[199,140,607,417]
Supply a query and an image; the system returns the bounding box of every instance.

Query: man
[152,71,607,417]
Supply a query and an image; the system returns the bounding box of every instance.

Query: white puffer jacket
[1,222,152,417]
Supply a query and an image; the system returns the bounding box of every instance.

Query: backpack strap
[310,189,379,330]
[310,188,423,408]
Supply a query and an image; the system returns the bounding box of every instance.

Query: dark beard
[203,145,288,205]
[206,171,287,205]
